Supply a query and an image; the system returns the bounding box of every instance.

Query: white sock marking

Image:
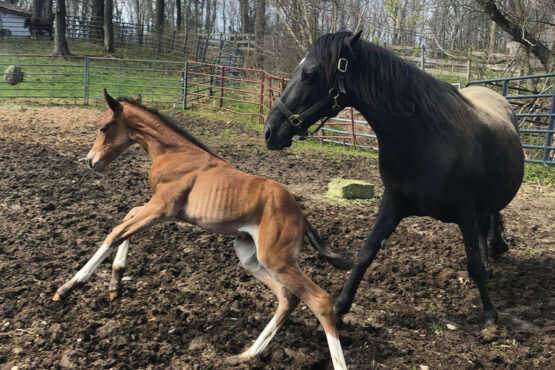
[112,240,129,270]
[73,243,113,283]
[243,316,279,358]
[325,333,347,370]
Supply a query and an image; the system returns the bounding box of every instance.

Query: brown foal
[53,90,350,369]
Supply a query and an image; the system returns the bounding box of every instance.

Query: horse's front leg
[108,206,145,301]
[53,201,167,301]
[334,190,406,316]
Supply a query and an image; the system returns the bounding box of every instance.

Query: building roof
[0,1,32,17]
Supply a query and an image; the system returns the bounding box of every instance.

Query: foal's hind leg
[108,206,145,301]
[227,235,300,364]
[489,212,509,256]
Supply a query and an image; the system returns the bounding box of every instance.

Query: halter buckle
[289,114,303,127]
[337,58,348,73]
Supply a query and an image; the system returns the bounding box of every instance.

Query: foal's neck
[125,106,208,161]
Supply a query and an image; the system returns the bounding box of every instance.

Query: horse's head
[23,17,30,28]
[86,90,140,172]
[263,30,362,150]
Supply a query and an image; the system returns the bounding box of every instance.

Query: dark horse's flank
[263,31,524,327]
[24,13,55,39]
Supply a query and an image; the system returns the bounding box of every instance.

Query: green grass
[523,163,555,185]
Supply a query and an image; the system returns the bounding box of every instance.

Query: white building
[0,1,31,36]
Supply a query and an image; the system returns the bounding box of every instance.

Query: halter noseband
[274,57,350,139]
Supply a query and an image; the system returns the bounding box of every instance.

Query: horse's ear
[349,30,363,47]
[135,94,142,104]
[104,88,122,115]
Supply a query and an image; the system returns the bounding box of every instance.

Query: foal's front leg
[108,206,145,301]
[53,201,167,301]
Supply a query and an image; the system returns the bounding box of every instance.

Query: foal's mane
[117,97,220,158]
[311,32,472,132]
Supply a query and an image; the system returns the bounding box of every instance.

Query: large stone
[327,178,374,199]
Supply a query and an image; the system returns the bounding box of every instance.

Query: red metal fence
[183,61,378,150]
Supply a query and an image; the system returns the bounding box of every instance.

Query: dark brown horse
[24,13,54,39]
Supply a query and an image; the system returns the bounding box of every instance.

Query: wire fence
[0,54,553,164]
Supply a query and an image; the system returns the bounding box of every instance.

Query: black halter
[274,57,350,139]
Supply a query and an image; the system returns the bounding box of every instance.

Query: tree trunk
[155,0,165,50]
[239,0,252,33]
[475,0,553,72]
[45,0,53,15]
[52,0,70,56]
[176,0,182,31]
[254,0,266,67]
[103,0,114,53]
[33,0,43,18]
[93,0,104,42]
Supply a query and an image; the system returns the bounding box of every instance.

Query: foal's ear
[135,94,142,104]
[349,29,363,47]
[104,88,122,115]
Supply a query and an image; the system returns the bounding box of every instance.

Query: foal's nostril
[264,127,272,142]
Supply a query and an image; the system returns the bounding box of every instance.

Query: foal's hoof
[109,290,119,302]
[225,354,250,365]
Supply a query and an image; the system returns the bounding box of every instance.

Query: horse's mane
[311,32,473,132]
[117,96,220,158]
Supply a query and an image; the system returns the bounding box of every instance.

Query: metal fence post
[501,80,509,96]
[543,82,555,162]
[219,66,225,108]
[259,71,265,124]
[182,62,188,110]
[83,56,89,105]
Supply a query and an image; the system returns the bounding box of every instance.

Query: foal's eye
[100,126,107,133]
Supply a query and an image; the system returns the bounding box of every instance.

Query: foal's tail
[304,218,354,270]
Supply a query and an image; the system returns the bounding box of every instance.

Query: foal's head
[86,90,139,172]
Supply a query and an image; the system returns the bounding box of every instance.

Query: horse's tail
[304,218,354,270]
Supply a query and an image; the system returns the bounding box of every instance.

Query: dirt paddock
[0,106,553,369]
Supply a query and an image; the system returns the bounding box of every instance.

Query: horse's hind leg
[227,235,300,364]
[478,218,492,280]
[458,204,498,327]
[489,212,509,256]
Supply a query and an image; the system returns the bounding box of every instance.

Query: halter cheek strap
[274,57,349,139]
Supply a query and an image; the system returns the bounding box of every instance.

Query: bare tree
[52,0,70,56]
[475,0,553,72]
[104,0,114,52]
[176,0,182,30]
[33,0,43,18]
[254,0,266,66]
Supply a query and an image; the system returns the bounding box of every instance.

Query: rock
[95,319,119,337]
[60,353,74,368]
[327,178,374,199]
[446,323,457,330]
[4,65,25,86]
[420,366,430,370]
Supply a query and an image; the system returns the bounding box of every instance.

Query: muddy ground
[0,106,553,369]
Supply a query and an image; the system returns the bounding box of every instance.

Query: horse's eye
[100,126,107,133]
[303,73,316,82]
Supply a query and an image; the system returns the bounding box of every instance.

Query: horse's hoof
[109,291,119,301]
[333,298,349,317]
[52,292,61,301]
[489,239,509,257]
